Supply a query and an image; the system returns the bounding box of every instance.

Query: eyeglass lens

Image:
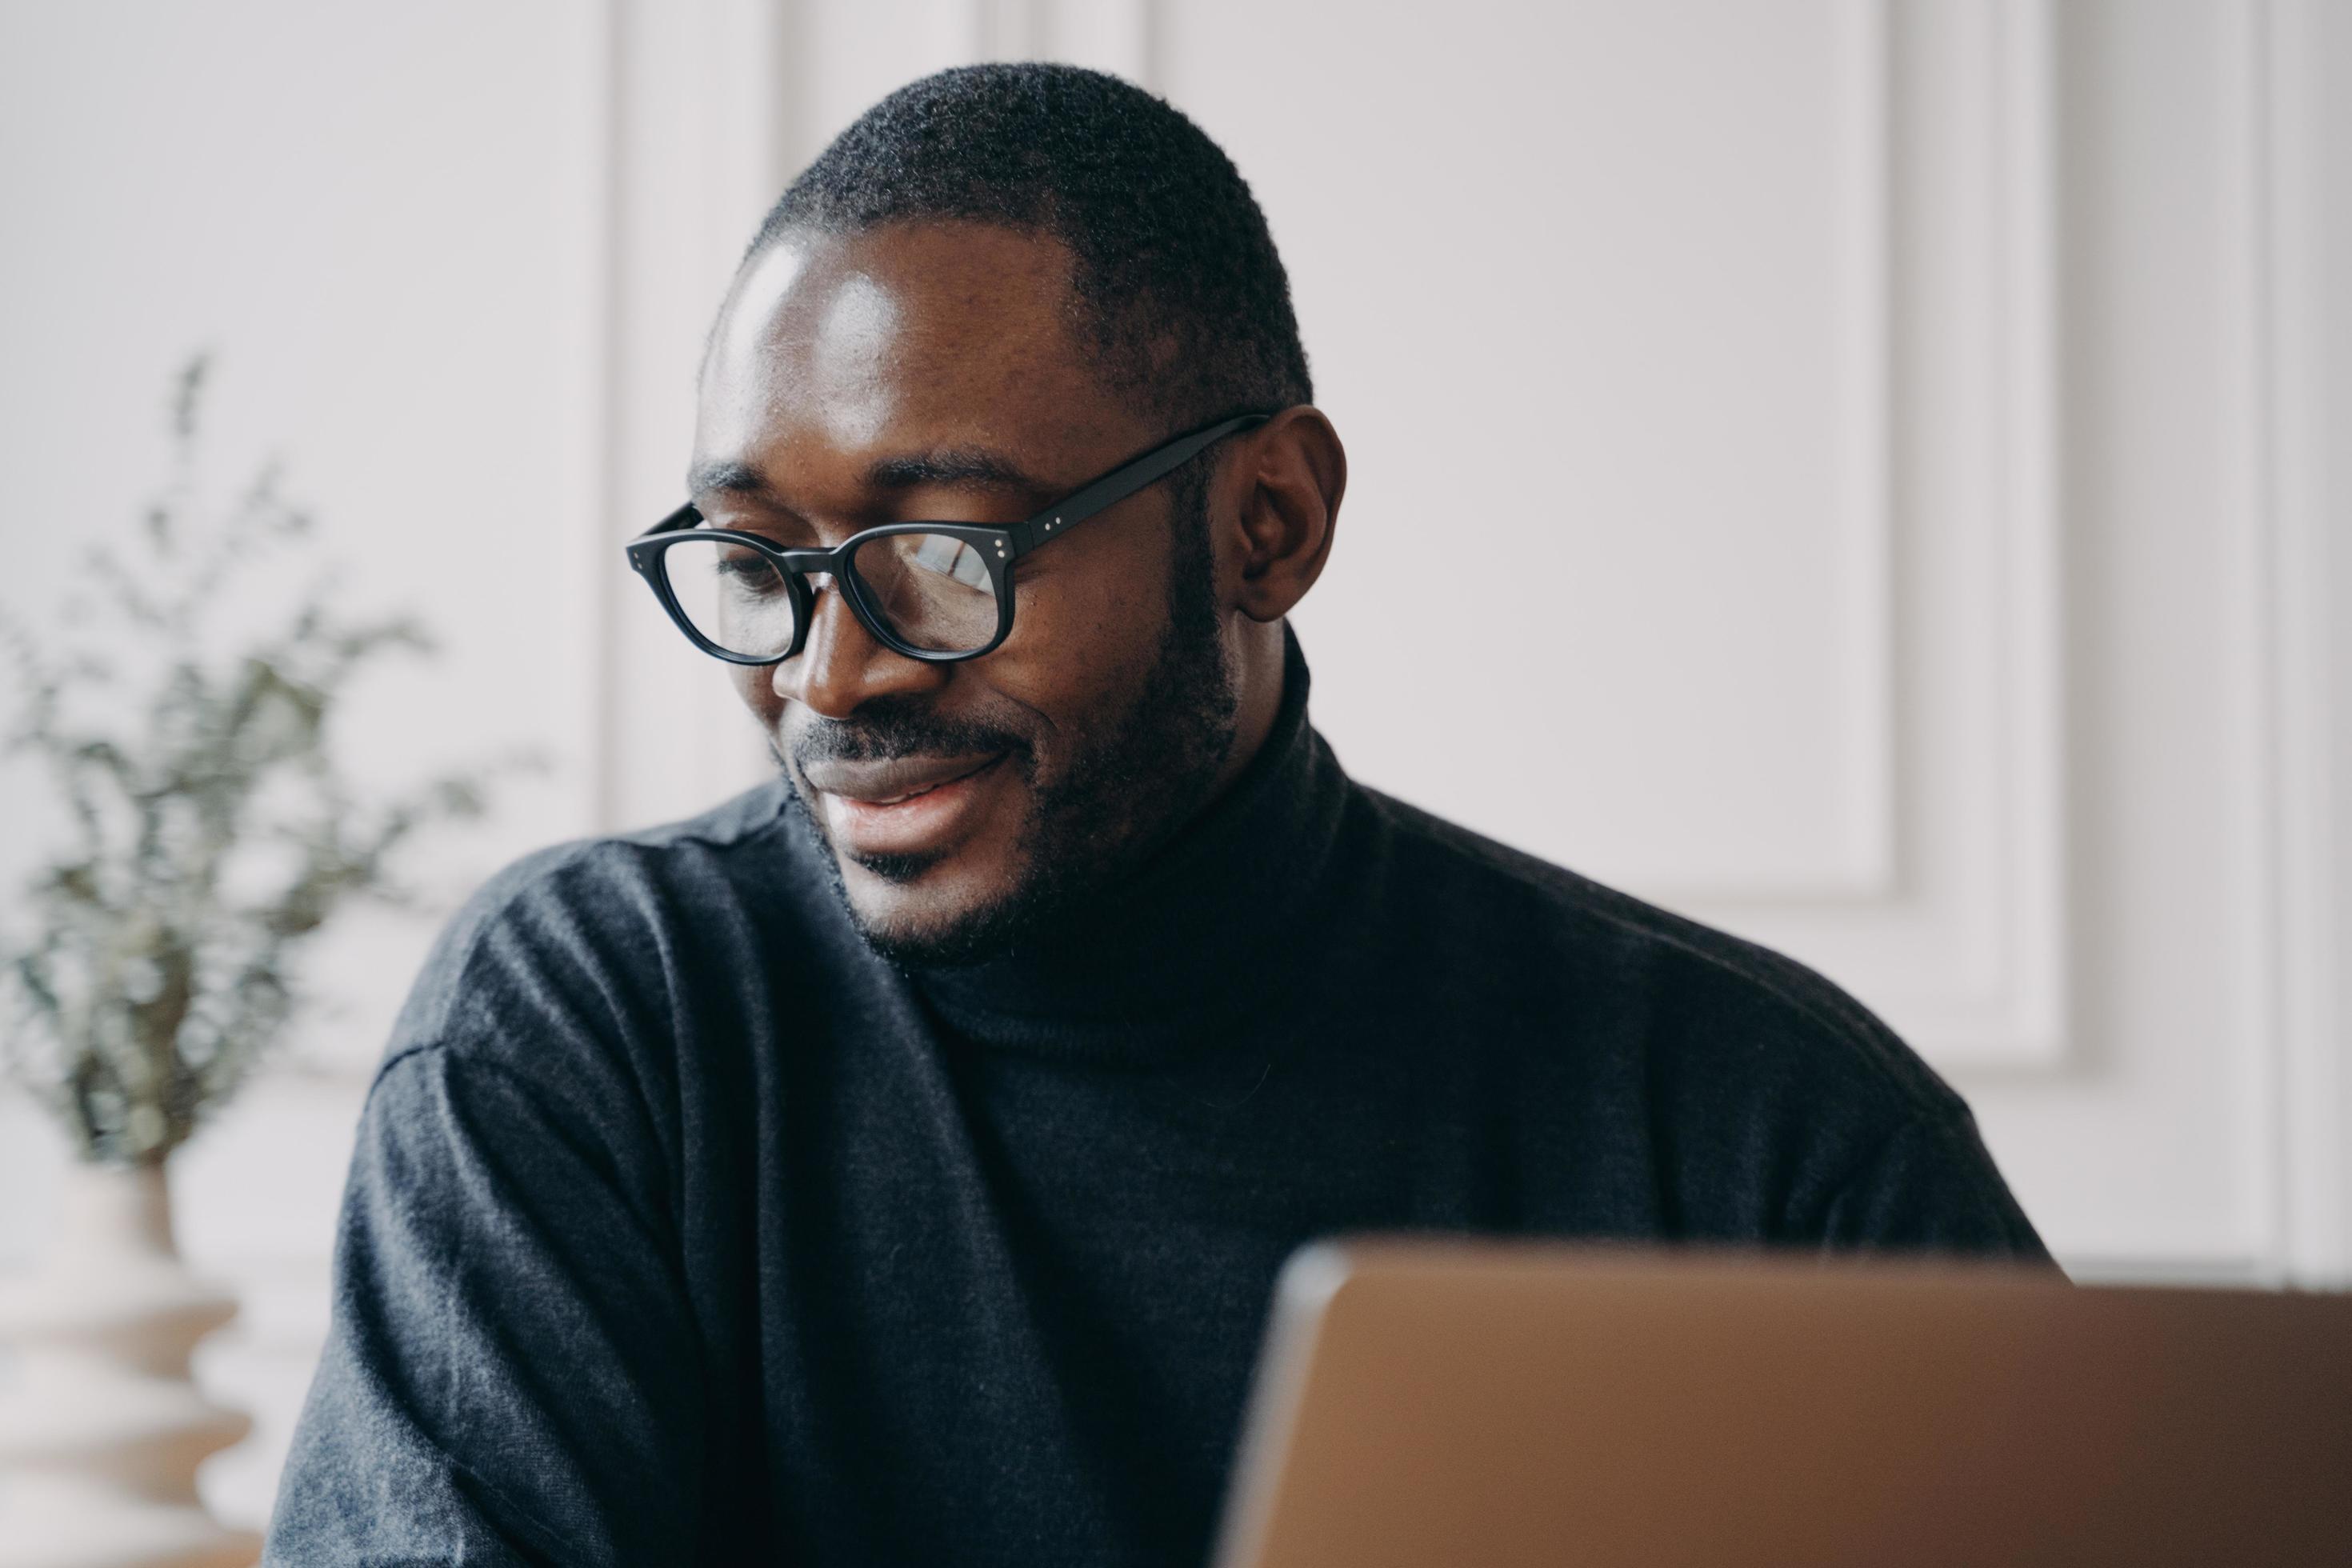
[660,536,798,659]
[660,530,999,659]
[846,532,997,654]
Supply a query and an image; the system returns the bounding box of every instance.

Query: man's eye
[715,550,790,594]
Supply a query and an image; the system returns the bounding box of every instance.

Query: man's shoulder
[448,779,800,935]
[383,780,823,1064]
[1350,784,2045,1256]
[1351,782,1966,1125]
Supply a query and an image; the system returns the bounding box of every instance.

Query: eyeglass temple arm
[1006,413,1269,557]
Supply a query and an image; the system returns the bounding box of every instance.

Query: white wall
[1,0,2345,1530]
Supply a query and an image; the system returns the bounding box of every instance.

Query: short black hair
[746,62,1311,430]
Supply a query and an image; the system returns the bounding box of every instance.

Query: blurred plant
[0,356,522,1165]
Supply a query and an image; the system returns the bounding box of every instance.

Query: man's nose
[770,572,946,717]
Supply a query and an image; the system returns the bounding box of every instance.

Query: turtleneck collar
[907,622,1350,1064]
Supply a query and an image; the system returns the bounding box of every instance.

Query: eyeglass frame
[623,411,1273,666]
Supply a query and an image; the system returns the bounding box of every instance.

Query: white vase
[0,1159,262,1568]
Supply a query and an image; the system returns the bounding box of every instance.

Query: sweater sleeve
[262,1042,704,1565]
[1810,1110,2057,1266]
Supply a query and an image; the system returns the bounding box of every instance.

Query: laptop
[1210,1239,2352,1567]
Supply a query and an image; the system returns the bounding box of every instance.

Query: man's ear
[1222,406,1346,622]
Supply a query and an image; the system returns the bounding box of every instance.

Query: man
[267,62,2046,1567]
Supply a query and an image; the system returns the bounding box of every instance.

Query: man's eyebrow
[684,450,1052,503]
[686,459,773,499]
[864,449,1047,494]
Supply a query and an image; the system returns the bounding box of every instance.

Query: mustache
[784,698,1033,772]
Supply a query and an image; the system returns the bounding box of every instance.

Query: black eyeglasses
[624,412,1270,666]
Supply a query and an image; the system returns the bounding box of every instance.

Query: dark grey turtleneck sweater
[265,626,2049,1566]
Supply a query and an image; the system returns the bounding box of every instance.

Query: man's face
[692,222,1242,964]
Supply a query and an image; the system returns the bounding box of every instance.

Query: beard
[777,468,1241,967]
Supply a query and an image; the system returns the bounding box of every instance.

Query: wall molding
[1980,0,2070,1065]
[2226,0,2346,1286]
[2263,0,2350,1288]
[1672,0,2070,1070]
[590,0,807,836]
[1828,0,1901,902]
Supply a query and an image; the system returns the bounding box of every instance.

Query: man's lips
[800,751,1003,805]
[801,750,1010,861]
